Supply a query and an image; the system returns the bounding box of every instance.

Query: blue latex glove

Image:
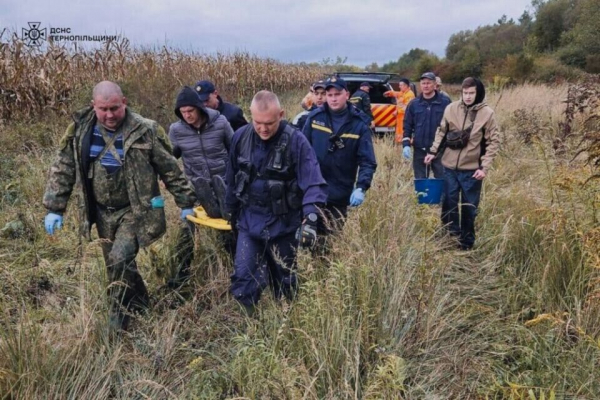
[349,188,365,207]
[402,146,411,160]
[44,213,63,235]
[180,208,195,221]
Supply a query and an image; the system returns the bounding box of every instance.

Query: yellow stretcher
[186,206,232,231]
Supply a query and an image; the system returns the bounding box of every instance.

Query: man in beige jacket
[424,77,500,250]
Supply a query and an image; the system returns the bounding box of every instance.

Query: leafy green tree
[567,0,600,54]
[365,62,379,72]
[416,54,440,76]
[446,31,472,61]
[531,0,572,51]
[458,46,482,77]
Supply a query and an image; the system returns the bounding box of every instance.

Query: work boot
[128,274,150,313]
[192,176,221,218]
[211,175,230,220]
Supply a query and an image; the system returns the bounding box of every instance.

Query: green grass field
[1,83,599,399]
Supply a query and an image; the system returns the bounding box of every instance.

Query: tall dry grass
[1,39,600,398]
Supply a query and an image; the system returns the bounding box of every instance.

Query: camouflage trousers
[96,207,149,313]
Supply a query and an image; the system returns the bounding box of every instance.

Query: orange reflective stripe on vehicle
[371,104,396,127]
[380,112,396,127]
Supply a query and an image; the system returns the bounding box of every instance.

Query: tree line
[365,0,599,84]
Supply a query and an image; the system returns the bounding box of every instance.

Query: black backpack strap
[272,127,291,171]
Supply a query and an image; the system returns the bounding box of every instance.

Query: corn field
[0,30,324,125]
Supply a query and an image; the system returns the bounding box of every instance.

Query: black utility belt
[95,202,130,213]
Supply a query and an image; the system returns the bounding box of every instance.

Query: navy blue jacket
[217,96,248,132]
[403,91,451,150]
[302,103,377,206]
[349,89,373,122]
[225,121,328,239]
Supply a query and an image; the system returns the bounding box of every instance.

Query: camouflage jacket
[43,106,197,247]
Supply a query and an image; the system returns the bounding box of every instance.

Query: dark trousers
[413,147,444,179]
[96,208,149,313]
[230,231,298,306]
[441,168,482,249]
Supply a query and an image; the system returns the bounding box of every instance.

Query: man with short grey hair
[225,90,327,314]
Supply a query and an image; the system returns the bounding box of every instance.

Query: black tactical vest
[234,124,302,215]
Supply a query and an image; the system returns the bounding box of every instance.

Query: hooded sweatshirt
[169,86,234,180]
[429,79,501,173]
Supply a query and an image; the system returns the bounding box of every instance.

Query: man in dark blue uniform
[349,82,374,124]
[195,80,248,131]
[225,90,328,313]
[302,77,377,235]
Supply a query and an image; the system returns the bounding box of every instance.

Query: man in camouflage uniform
[43,81,197,330]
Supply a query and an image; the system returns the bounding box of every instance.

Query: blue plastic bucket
[414,178,444,205]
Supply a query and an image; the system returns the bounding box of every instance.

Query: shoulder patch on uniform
[58,123,76,150]
[155,125,173,153]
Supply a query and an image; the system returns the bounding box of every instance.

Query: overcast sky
[2,0,533,67]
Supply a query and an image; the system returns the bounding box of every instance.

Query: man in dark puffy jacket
[195,80,248,131]
[168,86,235,285]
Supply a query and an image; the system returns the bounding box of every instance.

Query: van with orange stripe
[334,72,399,135]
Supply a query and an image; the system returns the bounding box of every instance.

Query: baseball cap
[195,80,216,101]
[325,76,348,91]
[360,82,373,88]
[420,72,436,81]
[312,79,326,90]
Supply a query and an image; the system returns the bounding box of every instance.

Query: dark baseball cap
[420,72,436,81]
[195,80,216,101]
[325,76,347,91]
[312,80,326,90]
[360,82,373,88]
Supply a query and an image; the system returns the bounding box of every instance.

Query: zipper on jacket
[197,127,212,178]
[454,108,470,170]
